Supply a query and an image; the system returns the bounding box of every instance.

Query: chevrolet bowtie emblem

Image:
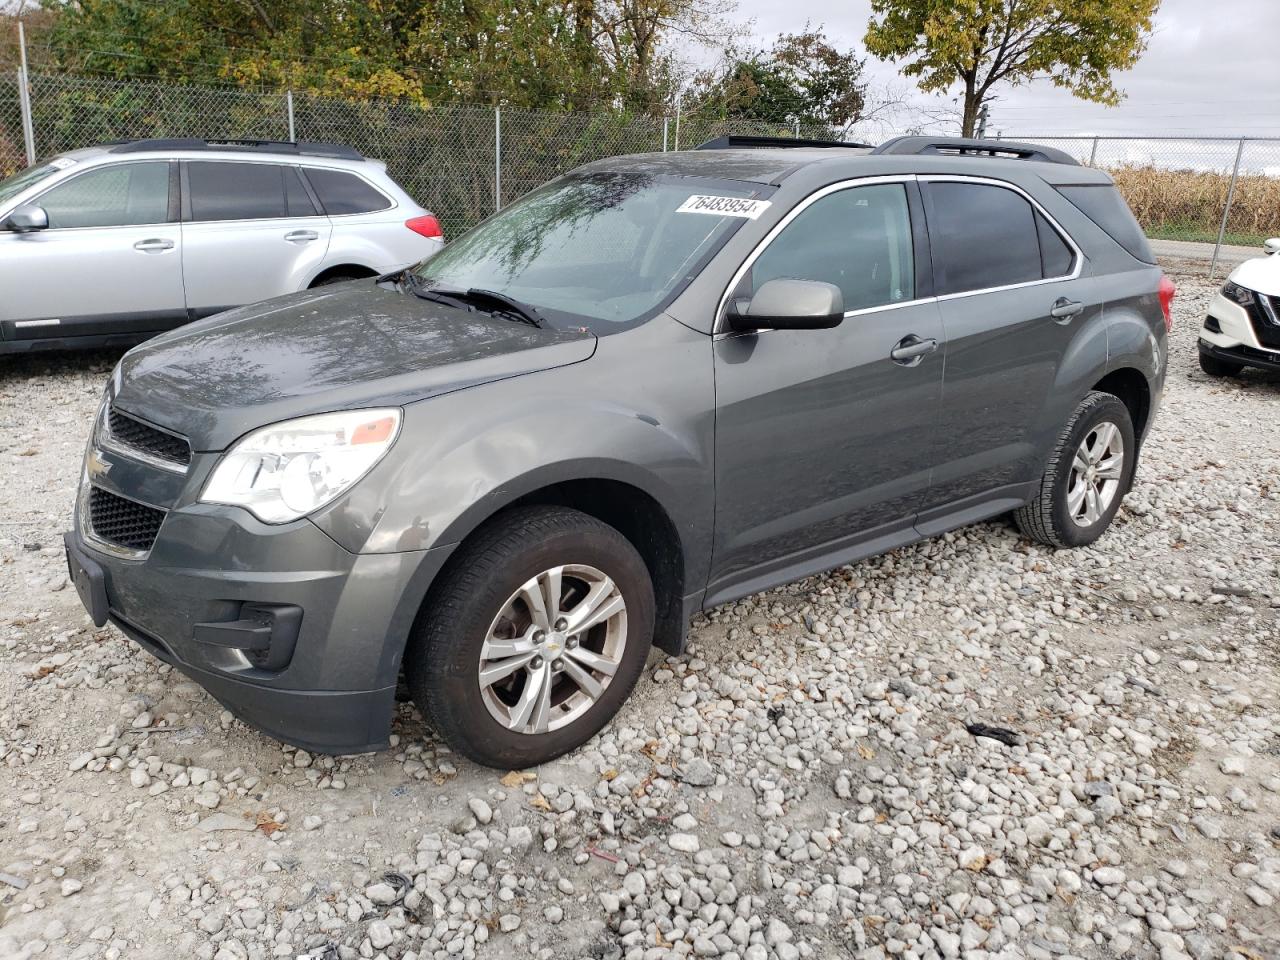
[87,449,113,477]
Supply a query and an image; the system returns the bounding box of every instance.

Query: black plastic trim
[108,138,363,160]
[696,135,871,151]
[873,136,1079,166]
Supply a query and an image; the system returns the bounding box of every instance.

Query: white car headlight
[201,409,401,523]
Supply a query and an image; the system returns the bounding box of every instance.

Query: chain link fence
[0,72,854,236]
[3,71,1279,267]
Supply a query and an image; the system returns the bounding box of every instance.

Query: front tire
[1198,349,1244,378]
[406,506,654,769]
[1015,391,1137,548]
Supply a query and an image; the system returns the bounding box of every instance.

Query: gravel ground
[1,268,1277,960]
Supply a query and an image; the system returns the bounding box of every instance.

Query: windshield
[0,162,63,208]
[411,172,766,328]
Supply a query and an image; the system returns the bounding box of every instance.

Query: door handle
[890,334,939,366]
[1050,297,1084,321]
[284,230,319,243]
[133,238,174,252]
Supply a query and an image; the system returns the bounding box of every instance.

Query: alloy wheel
[477,564,628,735]
[1067,420,1125,527]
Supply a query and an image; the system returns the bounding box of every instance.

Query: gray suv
[0,138,443,354]
[64,136,1172,768]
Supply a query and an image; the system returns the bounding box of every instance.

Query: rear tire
[1198,349,1244,378]
[1015,391,1136,548]
[406,506,654,769]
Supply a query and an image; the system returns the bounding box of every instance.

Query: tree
[27,0,737,111]
[864,0,1161,137]
[692,28,867,129]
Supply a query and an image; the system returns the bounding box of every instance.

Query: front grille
[107,407,191,467]
[1245,293,1280,349]
[88,486,166,552]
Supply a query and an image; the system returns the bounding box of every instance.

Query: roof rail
[105,138,364,161]
[696,134,872,151]
[870,136,1078,166]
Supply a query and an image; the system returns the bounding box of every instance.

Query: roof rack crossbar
[695,134,872,151]
[105,138,363,160]
[870,136,1078,166]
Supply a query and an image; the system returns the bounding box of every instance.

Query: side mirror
[4,204,49,233]
[1264,238,1280,255]
[727,278,844,332]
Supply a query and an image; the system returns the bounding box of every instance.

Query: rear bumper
[65,510,455,754]
[1199,338,1280,373]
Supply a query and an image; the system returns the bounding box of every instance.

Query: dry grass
[1110,165,1280,244]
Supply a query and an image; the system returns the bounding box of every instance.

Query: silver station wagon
[0,138,444,354]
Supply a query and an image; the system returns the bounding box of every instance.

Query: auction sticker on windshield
[676,195,771,219]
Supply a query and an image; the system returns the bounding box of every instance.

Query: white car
[0,138,445,354]
[1199,238,1280,377]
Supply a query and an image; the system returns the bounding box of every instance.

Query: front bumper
[65,506,454,754]
[1199,338,1280,373]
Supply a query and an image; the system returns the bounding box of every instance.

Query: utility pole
[975,103,989,139]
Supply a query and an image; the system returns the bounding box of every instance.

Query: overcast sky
[731,0,1280,141]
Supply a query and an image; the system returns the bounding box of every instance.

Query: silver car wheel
[478,564,628,735]
[1067,420,1125,527]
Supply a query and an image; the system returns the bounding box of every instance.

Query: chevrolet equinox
[65,136,1174,769]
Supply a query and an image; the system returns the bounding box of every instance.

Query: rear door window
[1036,212,1074,278]
[925,181,1044,295]
[188,161,294,221]
[304,168,392,215]
[36,161,171,229]
[283,166,319,217]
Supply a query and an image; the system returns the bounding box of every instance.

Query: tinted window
[1036,212,1074,278]
[927,182,1042,295]
[749,183,915,311]
[305,168,391,215]
[284,167,318,217]
[1057,184,1155,264]
[188,162,292,221]
[37,162,170,229]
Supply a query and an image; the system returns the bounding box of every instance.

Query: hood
[1228,252,1280,298]
[113,283,597,451]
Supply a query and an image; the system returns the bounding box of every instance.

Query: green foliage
[864,0,1161,134]
[31,0,733,111]
[691,28,867,128]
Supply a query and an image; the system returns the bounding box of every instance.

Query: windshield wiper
[462,288,545,328]
[408,282,545,328]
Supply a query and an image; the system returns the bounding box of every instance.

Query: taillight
[1158,275,1175,333]
[405,215,443,239]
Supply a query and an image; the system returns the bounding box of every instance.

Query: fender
[311,314,717,593]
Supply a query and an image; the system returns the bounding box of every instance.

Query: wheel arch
[1091,366,1152,441]
[411,467,693,659]
[307,263,380,287]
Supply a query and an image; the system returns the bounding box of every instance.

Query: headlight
[201,409,401,523]
[1221,280,1255,307]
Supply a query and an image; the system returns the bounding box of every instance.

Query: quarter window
[304,168,391,215]
[36,162,170,229]
[925,181,1075,295]
[748,183,915,312]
